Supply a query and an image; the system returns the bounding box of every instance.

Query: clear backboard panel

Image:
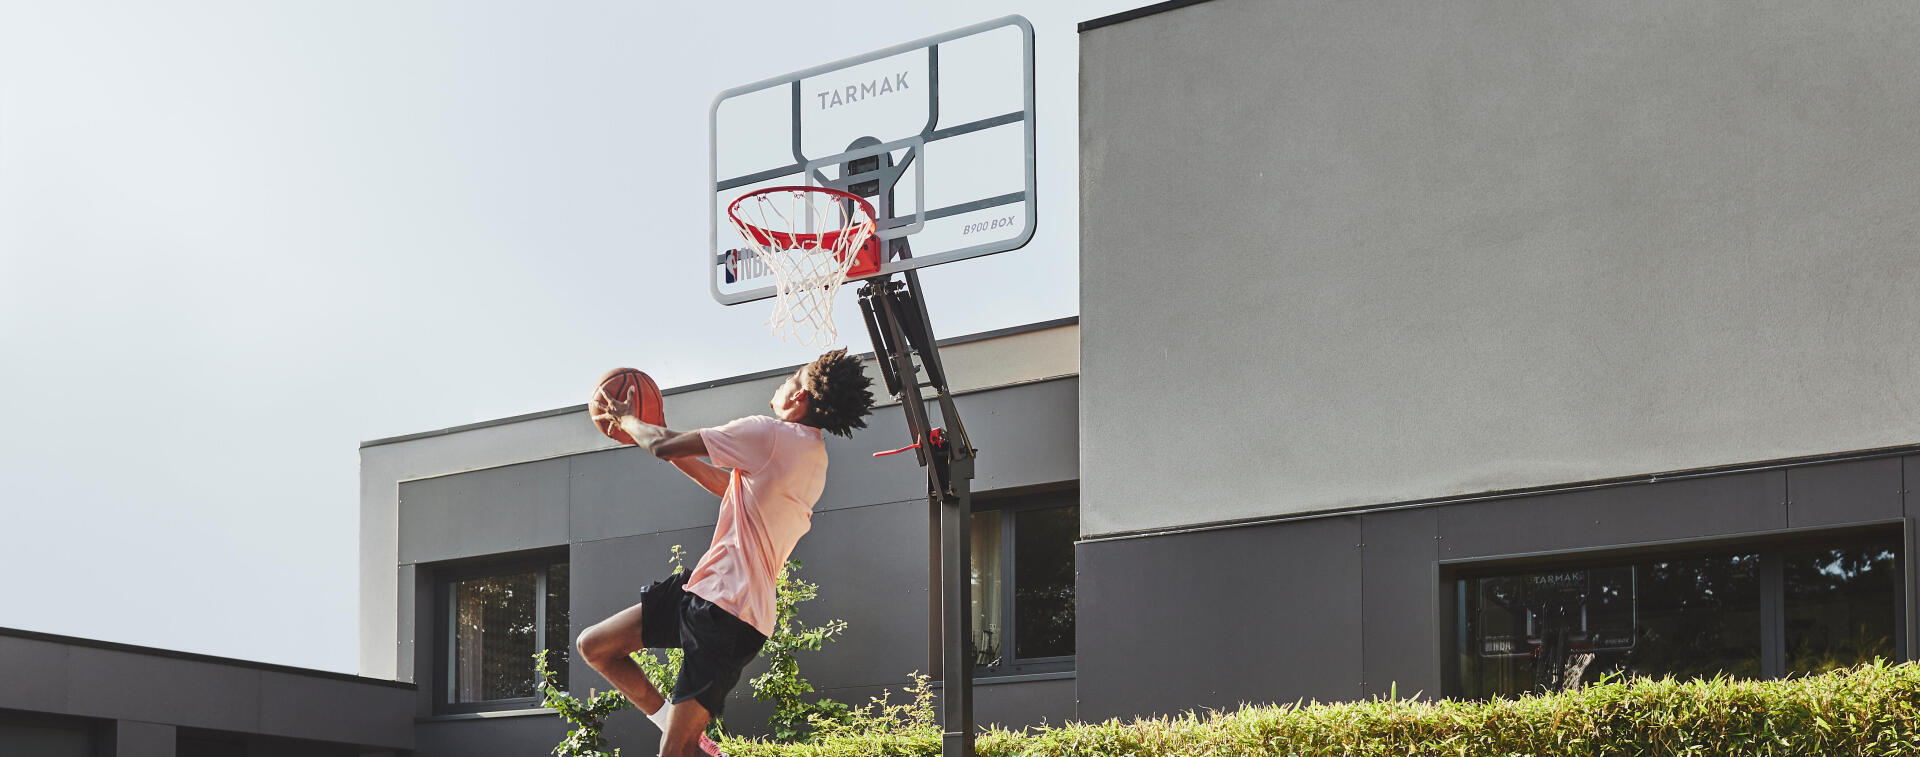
[711,16,1036,305]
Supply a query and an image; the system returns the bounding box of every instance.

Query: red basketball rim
[726,185,877,250]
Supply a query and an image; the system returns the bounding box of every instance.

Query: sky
[0,0,1136,674]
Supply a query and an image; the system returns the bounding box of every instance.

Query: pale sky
[0,1,1131,674]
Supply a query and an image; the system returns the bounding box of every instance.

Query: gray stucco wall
[1080,0,1920,536]
[397,377,1080,755]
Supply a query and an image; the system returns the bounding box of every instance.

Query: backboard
[711,16,1037,305]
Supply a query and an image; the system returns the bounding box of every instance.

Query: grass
[717,660,1920,756]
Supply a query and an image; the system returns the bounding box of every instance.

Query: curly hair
[801,348,877,438]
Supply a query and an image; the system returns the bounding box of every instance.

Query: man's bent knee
[577,624,620,666]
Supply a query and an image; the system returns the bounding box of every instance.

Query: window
[1785,541,1900,675]
[969,493,1077,676]
[436,556,569,712]
[1452,528,1902,698]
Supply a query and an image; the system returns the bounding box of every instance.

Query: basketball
[590,367,665,445]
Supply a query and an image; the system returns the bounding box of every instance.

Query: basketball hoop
[726,186,882,346]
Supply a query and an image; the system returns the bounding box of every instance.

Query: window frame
[1438,520,1909,698]
[971,491,1078,678]
[432,549,571,714]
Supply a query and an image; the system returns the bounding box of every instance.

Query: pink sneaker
[697,733,727,757]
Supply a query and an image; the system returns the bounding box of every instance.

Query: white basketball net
[727,189,876,347]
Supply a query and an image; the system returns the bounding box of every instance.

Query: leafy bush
[718,659,1920,757]
[536,648,630,757]
[750,559,851,741]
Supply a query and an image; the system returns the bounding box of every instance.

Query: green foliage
[750,559,852,741]
[536,648,631,757]
[546,544,851,755]
[810,671,937,739]
[718,659,1920,757]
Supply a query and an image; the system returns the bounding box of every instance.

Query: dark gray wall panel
[1907,455,1918,516]
[235,733,354,757]
[1360,508,1440,698]
[64,648,260,732]
[1785,458,1904,528]
[1438,472,1787,559]
[0,636,68,711]
[568,447,731,541]
[0,719,94,757]
[409,566,436,716]
[112,720,173,757]
[568,529,715,696]
[821,404,942,509]
[787,500,930,690]
[399,458,569,564]
[595,708,669,756]
[414,715,569,757]
[715,678,774,738]
[820,378,1080,508]
[0,634,411,752]
[566,526,776,735]
[1076,516,1363,721]
[395,564,416,688]
[970,677,1076,730]
[1907,455,1919,661]
[549,382,1075,545]
[566,500,1068,739]
[258,671,414,748]
[951,379,1080,494]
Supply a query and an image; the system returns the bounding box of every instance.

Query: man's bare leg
[577,602,668,715]
[660,698,713,757]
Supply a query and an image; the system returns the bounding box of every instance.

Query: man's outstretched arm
[640,426,730,498]
[593,388,730,497]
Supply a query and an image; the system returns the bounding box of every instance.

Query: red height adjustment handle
[872,427,946,457]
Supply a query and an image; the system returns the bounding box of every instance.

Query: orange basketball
[590,367,665,445]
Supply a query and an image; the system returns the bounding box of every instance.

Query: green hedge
[718,660,1920,756]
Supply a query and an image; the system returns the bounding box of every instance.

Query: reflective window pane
[545,562,571,691]
[969,510,1004,668]
[1014,505,1077,659]
[1623,554,1762,682]
[1785,541,1898,675]
[1460,553,1760,698]
[452,571,539,702]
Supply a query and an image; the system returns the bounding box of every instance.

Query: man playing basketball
[577,348,876,757]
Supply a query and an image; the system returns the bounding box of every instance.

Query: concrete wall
[1075,451,1917,720]
[361,320,1077,679]
[0,628,414,756]
[1079,0,1920,536]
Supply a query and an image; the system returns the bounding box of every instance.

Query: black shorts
[638,572,768,718]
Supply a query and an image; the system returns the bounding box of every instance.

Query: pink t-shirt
[685,415,828,638]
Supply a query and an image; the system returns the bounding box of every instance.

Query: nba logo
[724,249,740,284]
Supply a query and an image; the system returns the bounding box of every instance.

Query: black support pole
[857,274,975,757]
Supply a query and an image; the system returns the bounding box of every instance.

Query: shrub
[750,559,851,741]
[716,659,1920,757]
[535,648,630,757]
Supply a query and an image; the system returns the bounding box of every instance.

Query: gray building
[1076,0,1918,720]
[356,320,1081,756]
[0,628,412,756]
[11,2,1920,755]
